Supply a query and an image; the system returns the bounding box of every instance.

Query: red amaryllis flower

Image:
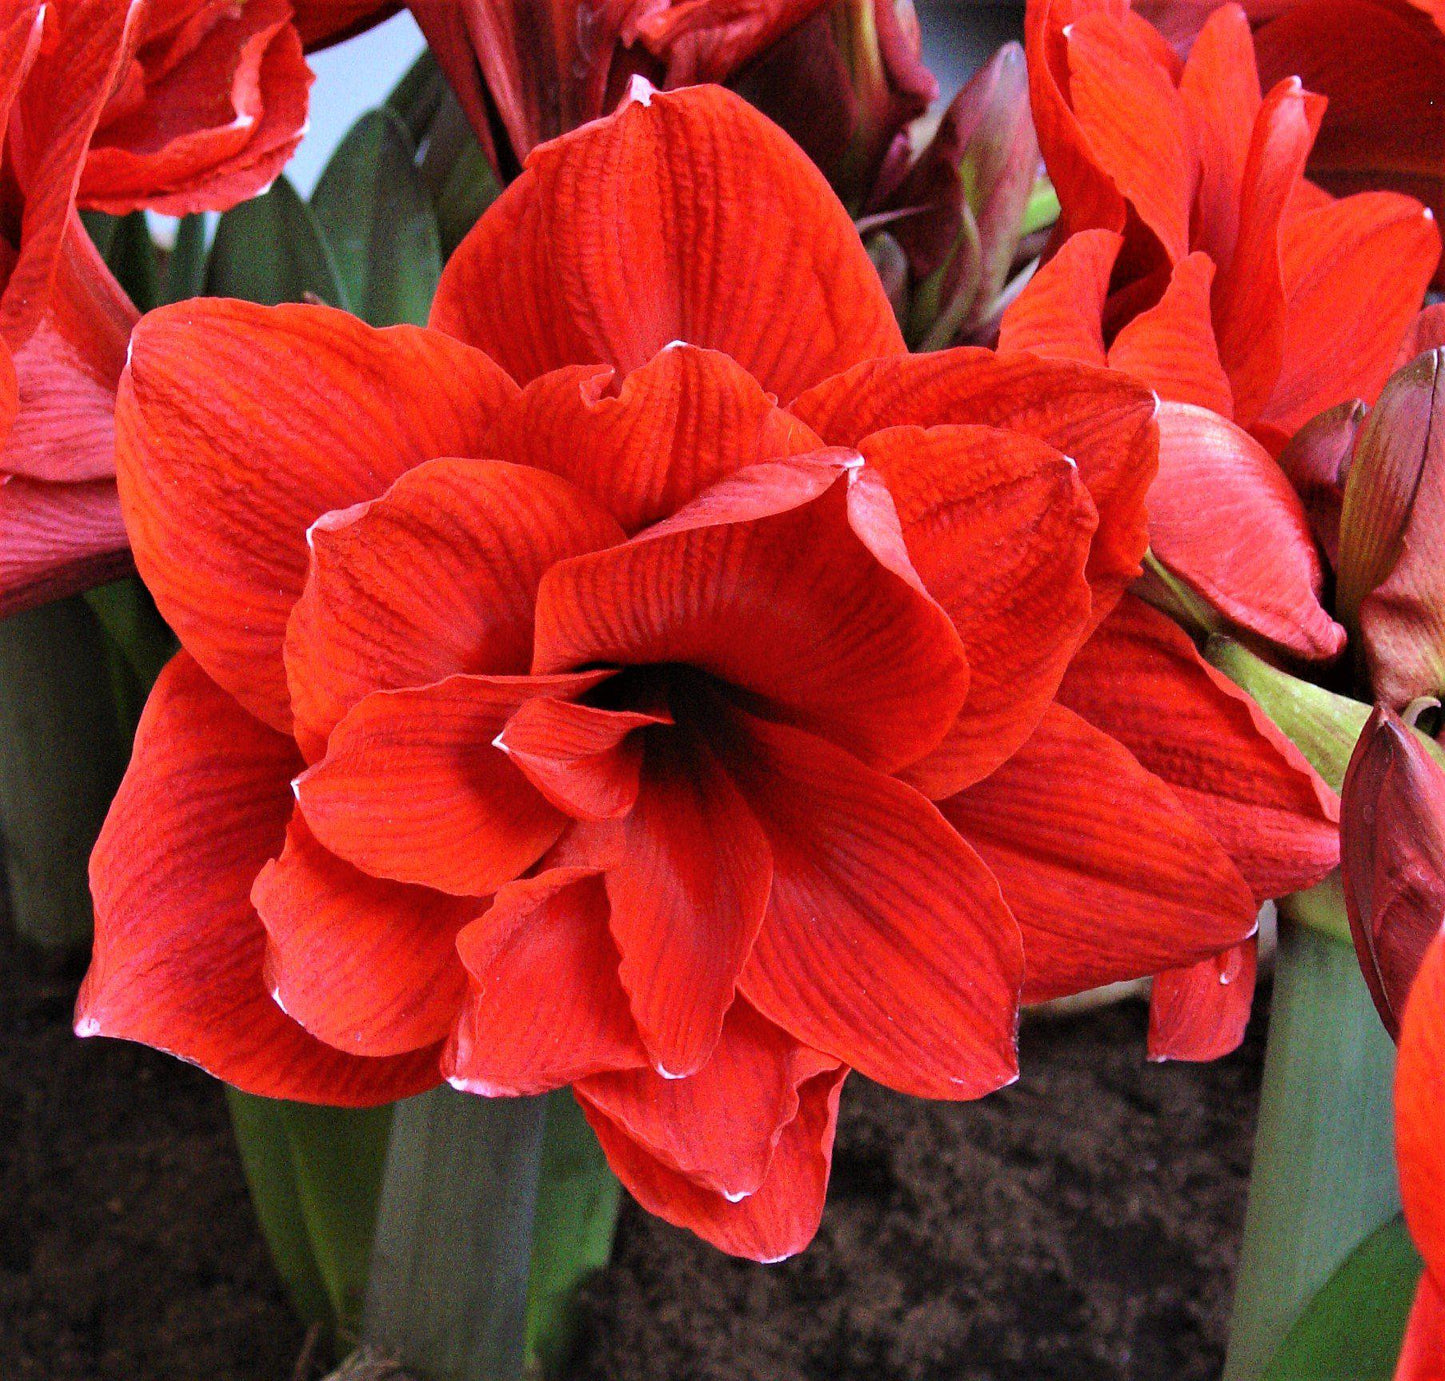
[999,0,1439,667]
[81,83,1300,1259]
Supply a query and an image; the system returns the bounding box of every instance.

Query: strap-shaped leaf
[206,175,349,309]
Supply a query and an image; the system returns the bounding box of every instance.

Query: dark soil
[1,920,1267,1381]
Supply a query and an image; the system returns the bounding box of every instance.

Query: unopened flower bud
[1275,398,1366,571]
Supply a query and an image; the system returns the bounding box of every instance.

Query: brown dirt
[1,922,1266,1381]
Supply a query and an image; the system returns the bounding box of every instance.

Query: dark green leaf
[385,48,447,146]
[311,108,441,327]
[164,214,208,304]
[206,176,349,309]
[417,90,501,259]
[80,210,160,312]
[1261,1215,1423,1381]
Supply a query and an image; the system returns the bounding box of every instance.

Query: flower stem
[0,597,127,961]
[1222,921,1400,1380]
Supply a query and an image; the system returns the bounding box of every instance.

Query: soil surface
[1,923,1266,1381]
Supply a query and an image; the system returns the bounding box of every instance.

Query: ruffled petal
[430,83,903,401]
[78,653,439,1105]
[252,816,478,1057]
[735,713,1023,1100]
[790,349,1159,623]
[1147,940,1258,1061]
[485,345,823,534]
[531,455,971,774]
[856,423,1096,796]
[576,1000,833,1200]
[295,672,607,896]
[284,455,623,761]
[942,703,1256,1003]
[116,301,516,732]
[1149,402,1345,658]
[582,1064,848,1262]
[444,868,649,1096]
[1059,594,1340,903]
[996,228,1119,367]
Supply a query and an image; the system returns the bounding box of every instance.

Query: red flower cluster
[1000,0,1440,665]
[78,84,1336,1259]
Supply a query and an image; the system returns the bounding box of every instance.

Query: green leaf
[525,1091,622,1377]
[1261,1215,1423,1381]
[206,175,349,309]
[417,91,502,259]
[164,214,208,304]
[385,48,448,146]
[311,108,442,327]
[81,210,161,312]
[85,575,177,698]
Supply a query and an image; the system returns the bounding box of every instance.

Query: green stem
[0,598,127,960]
[361,1087,548,1381]
[1223,922,1400,1381]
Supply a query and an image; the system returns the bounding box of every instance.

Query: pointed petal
[1261,192,1441,436]
[943,703,1256,1002]
[531,456,971,774]
[295,673,606,896]
[1147,940,1258,1061]
[1212,77,1325,427]
[1397,931,1445,1280]
[430,84,903,402]
[1179,3,1262,271]
[577,1001,833,1200]
[856,423,1096,796]
[78,653,439,1105]
[790,349,1159,623]
[1059,594,1340,902]
[1064,10,1196,263]
[252,816,477,1057]
[582,1065,848,1262]
[487,346,823,535]
[996,228,1120,366]
[283,455,623,760]
[116,301,517,732]
[444,869,649,1096]
[1149,402,1346,659]
[1107,252,1235,414]
[604,721,773,1078]
[734,713,1023,1100]
[0,475,130,617]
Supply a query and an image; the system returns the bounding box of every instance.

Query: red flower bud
[1340,705,1445,1040]
[1275,397,1366,571]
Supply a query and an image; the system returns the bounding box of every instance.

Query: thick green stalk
[1223,922,1400,1380]
[0,598,127,959]
[361,1087,548,1381]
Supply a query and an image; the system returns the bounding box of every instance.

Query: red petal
[1211,77,1324,428]
[252,816,477,1057]
[116,301,516,732]
[531,455,971,774]
[0,475,130,617]
[1064,10,1196,263]
[486,345,824,534]
[430,84,903,402]
[582,1065,848,1262]
[443,869,649,1096]
[497,698,668,820]
[1059,594,1340,902]
[734,713,1023,1100]
[576,1001,834,1200]
[943,703,1256,1002]
[1396,1270,1445,1381]
[996,228,1119,366]
[1397,303,1445,369]
[283,455,623,761]
[856,423,1096,795]
[1397,931,1445,1282]
[1149,402,1346,659]
[605,720,773,1078]
[77,653,439,1105]
[1261,192,1441,436]
[790,349,1159,624]
[295,673,606,896]
[1107,252,1235,414]
[1178,3,1262,271]
[1147,940,1257,1061]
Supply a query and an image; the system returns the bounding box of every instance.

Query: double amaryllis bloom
[78,83,1335,1259]
[1000,0,1440,670]
[0,0,336,615]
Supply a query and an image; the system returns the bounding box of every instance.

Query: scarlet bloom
[1000,0,1440,666]
[82,84,1313,1258]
